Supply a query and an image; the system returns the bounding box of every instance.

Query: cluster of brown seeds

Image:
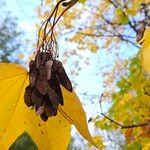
[24,52,72,121]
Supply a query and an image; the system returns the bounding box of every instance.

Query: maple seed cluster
[24,52,72,121]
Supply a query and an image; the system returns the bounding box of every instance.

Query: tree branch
[99,94,149,129]
[101,113,149,129]
[76,31,140,48]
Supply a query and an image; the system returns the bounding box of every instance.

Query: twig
[101,113,123,127]
[99,93,104,113]
[76,31,140,48]
[99,95,149,129]
[144,91,150,96]
[101,113,149,129]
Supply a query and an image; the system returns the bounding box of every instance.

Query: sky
[4,0,38,33]
[3,0,39,65]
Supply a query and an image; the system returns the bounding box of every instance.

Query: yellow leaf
[88,135,104,149]
[0,63,70,150]
[59,89,97,147]
[115,8,129,24]
[143,141,150,150]
[0,63,97,149]
[127,0,142,16]
[140,28,150,72]
[18,54,24,60]
[139,28,150,45]
[143,0,150,3]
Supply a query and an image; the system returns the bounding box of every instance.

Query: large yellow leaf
[143,141,150,150]
[0,63,97,149]
[59,89,97,147]
[0,63,70,150]
[140,28,150,72]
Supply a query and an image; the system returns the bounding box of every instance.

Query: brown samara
[24,52,72,121]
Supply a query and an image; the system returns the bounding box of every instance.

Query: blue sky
[4,0,38,33]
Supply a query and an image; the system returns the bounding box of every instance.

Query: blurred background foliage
[0,1,24,63]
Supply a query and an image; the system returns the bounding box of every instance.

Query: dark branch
[99,94,149,129]
[101,113,149,129]
[76,31,140,48]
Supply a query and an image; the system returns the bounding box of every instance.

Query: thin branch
[101,113,123,127]
[101,113,149,129]
[78,92,99,97]
[99,93,104,113]
[99,95,149,129]
[121,122,149,129]
[118,35,140,48]
[77,31,135,39]
[76,31,140,48]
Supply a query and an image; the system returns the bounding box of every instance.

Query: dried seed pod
[44,94,58,117]
[24,85,33,107]
[29,60,36,73]
[40,111,48,121]
[46,52,53,61]
[35,64,48,95]
[36,104,45,116]
[29,73,37,87]
[31,89,44,106]
[29,63,39,87]
[45,60,53,80]
[45,105,57,117]
[36,52,50,65]
[47,83,60,108]
[49,74,64,105]
[36,78,47,95]
[29,60,38,87]
[52,60,72,92]
[25,51,72,121]
[39,64,47,80]
[35,52,44,65]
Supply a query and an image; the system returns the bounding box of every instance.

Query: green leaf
[9,132,38,150]
[79,0,86,3]
[120,15,129,24]
[128,141,142,150]
[115,8,129,24]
